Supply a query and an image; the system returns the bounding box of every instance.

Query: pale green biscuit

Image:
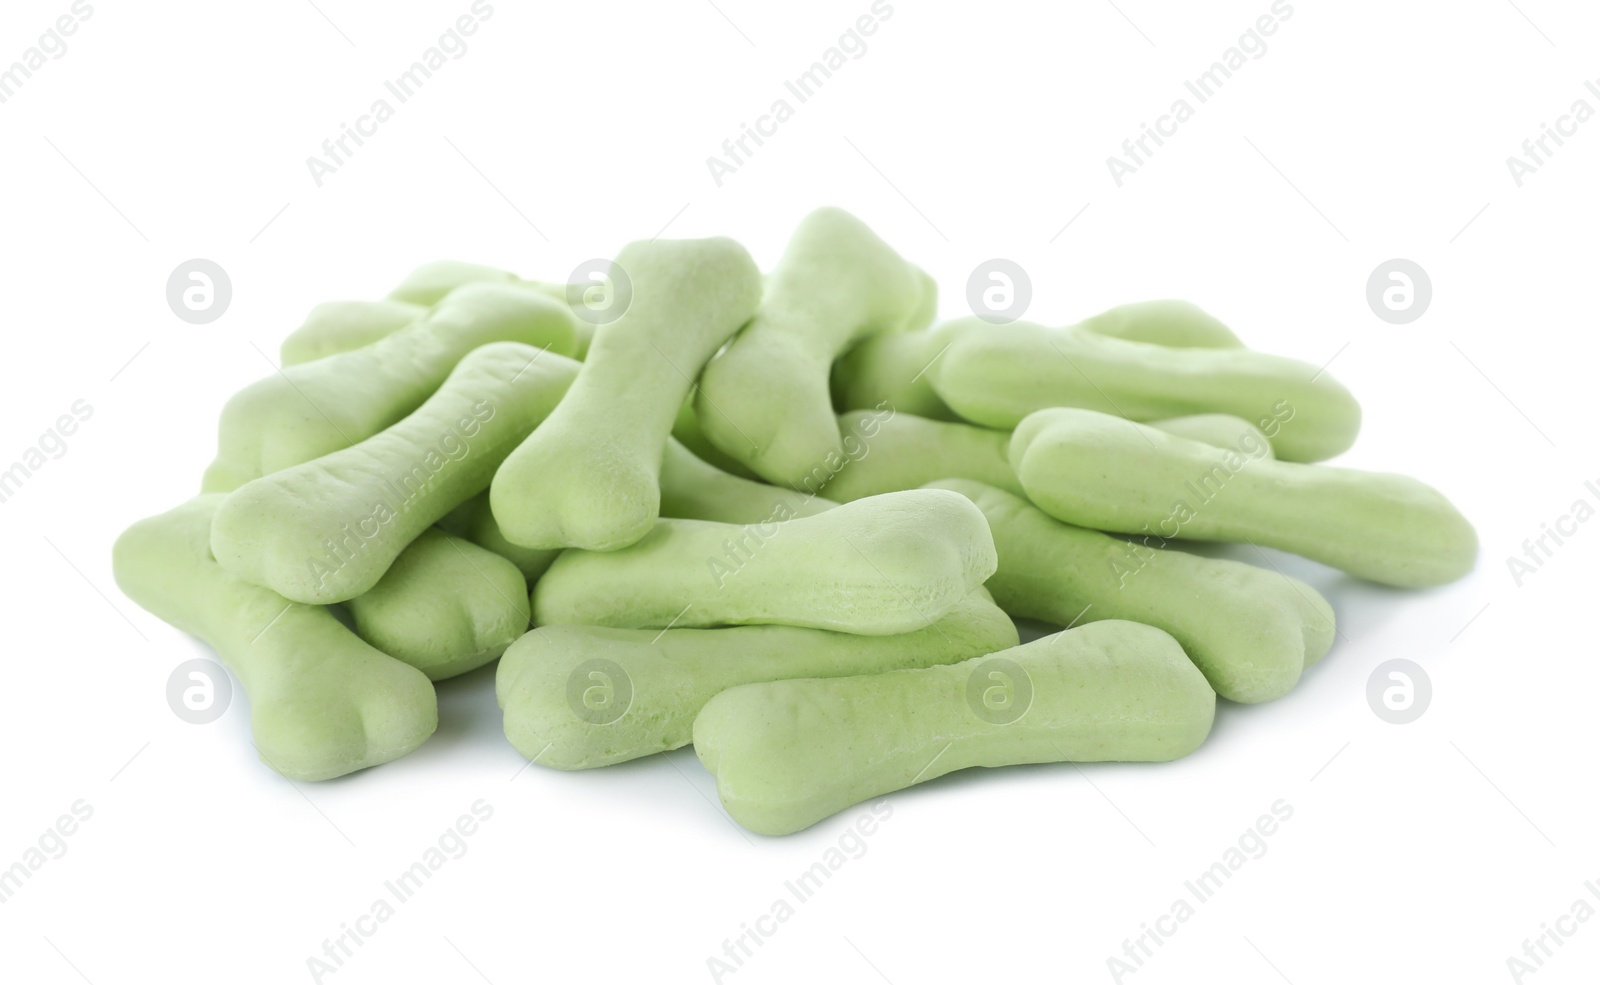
[532,488,998,635]
[831,320,966,421]
[672,395,760,480]
[873,312,1358,462]
[204,283,582,492]
[1011,408,1478,588]
[491,237,763,551]
[659,438,834,523]
[905,261,939,334]
[279,299,426,366]
[113,496,437,781]
[498,589,1017,769]
[345,528,530,681]
[211,342,579,604]
[389,259,520,304]
[437,492,560,582]
[388,259,562,306]
[830,300,1240,422]
[932,317,1360,462]
[695,207,936,487]
[1076,299,1243,349]
[929,480,1332,702]
[821,408,1022,502]
[815,409,1266,504]
[693,620,1216,835]
[1148,413,1276,456]
[388,262,595,356]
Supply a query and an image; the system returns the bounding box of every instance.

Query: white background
[1,0,1596,982]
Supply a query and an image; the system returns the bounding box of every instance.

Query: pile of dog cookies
[114,208,1476,835]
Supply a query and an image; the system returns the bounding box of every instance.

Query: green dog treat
[532,489,998,635]
[345,529,529,681]
[659,438,834,524]
[498,589,1017,769]
[831,320,965,422]
[672,395,760,480]
[204,283,583,492]
[695,208,936,487]
[211,342,579,604]
[822,408,1023,502]
[926,316,1359,462]
[388,263,594,356]
[390,259,518,304]
[1148,413,1276,456]
[437,492,560,582]
[386,260,554,306]
[693,620,1216,835]
[491,237,762,551]
[812,408,1272,506]
[279,299,426,366]
[929,479,1332,702]
[1011,408,1478,588]
[830,301,1238,423]
[909,276,940,335]
[113,496,437,781]
[1076,299,1243,349]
